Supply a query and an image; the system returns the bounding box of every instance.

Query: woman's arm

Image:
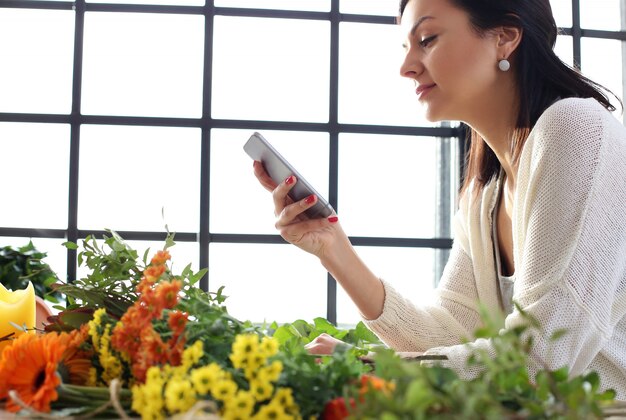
[253,160,485,350]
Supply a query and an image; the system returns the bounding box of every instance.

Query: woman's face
[399,0,502,123]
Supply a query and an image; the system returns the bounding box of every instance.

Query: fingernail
[305,194,316,204]
[285,175,295,185]
[328,216,339,223]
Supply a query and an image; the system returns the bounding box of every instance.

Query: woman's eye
[419,35,437,48]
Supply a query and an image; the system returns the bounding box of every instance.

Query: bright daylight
[1,0,626,418]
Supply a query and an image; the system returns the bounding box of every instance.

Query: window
[0,0,623,327]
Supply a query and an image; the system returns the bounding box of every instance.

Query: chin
[422,103,457,124]
[422,107,445,123]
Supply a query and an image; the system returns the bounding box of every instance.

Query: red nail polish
[305,194,316,204]
[328,216,339,223]
[285,175,295,185]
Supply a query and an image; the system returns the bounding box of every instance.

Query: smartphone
[244,132,335,219]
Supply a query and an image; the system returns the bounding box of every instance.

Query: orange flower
[143,264,166,284]
[150,249,171,266]
[62,325,93,386]
[110,251,188,383]
[359,374,395,395]
[155,279,182,309]
[0,330,90,413]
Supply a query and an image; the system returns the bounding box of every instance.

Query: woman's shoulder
[526,97,625,161]
[535,97,622,135]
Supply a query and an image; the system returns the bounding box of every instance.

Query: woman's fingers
[275,191,318,224]
[252,160,278,192]
[304,333,350,355]
[272,174,300,217]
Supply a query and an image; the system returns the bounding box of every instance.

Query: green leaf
[550,328,568,342]
[314,317,340,335]
[62,241,78,250]
[58,309,94,329]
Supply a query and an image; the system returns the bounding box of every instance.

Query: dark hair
[399,0,621,194]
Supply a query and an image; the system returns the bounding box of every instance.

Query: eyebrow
[410,16,435,35]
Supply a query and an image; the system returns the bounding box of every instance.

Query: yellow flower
[231,334,260,370]
[181,340,204,370]
[143,382,165,412]
[164,378,196,414]
[88,308,106,349]
[223,389,254,418]
[132,371,166,420]
[190,363,224,395]
[212,378,238,402]
[260,336,279,357]
[254,399,292,420]
[86,367,98,387]
[262,360,283,382]
[273,387,296,410]
[99,324,123,385]
[131,384,145,415]
[146,366,163,384]
[250,378,274,402]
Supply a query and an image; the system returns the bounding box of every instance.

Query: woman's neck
[467,84,521,191]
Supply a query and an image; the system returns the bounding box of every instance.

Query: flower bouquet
[0,231,622,419]
[0,232,377,419]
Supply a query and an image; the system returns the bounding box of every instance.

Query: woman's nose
[399,49,421,80]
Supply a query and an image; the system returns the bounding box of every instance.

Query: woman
[253,0,626,398]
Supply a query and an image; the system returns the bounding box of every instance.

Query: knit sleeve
[362,221,484,352]
[423,98,626,382]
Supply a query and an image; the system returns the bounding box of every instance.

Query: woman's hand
[252,160,386,321]
[252,160,345,259]
[304,333,350,355]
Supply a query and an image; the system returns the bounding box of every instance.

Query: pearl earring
[498,59,511,72]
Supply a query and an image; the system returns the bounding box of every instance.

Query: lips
[415,83,436,98]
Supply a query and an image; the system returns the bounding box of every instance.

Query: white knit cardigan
[364,97,626,399]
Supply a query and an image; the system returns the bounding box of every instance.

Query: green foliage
[54,231,145,319]
[267,317,381,418]
[177,284,259,367]
[270,316,382,352]
[275,339,371,418]
[56,230,258,370]
[351,304,617,419]
[0,241,63,302]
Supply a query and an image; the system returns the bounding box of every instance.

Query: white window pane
[580,0,621,30]
[214,0,329,12]
[339,22,435,127]
[340,0,399,16]
[210,129,329,234]
[89,0,204,4]
[550,0,572,28]
[0,237,68,287]
[554,35,574,68]
[337,246,436,326]
[208,243,327,324]
[0,123,70,229]
[581,38,624,122]
[0,9,74,114]
[212,16,330,123]
[82,12,204,118]
[78,125,201,232]
[338,133,437,238]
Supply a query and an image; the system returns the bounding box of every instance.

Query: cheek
[451,43,498,90]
